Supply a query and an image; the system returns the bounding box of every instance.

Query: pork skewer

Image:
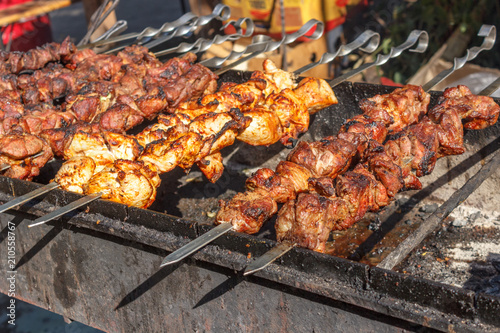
[243,46,498,274]
[159,29,432,267]
[376,78,500,270]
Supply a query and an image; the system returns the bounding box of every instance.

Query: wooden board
[0,0,72,26]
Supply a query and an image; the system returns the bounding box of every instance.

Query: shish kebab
[0,21,337,222]
[0,44,219,180]
[0,18,317,180]
[160,24,495,268]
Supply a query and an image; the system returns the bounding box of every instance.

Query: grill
[0,10,499,332]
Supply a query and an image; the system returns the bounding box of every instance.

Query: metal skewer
[243,25,496,276]
[377,77,500,270]
[0,151,45,172]
[79,4,230,50]
[160,222,234,266]
[153,17,254,58]
[105,4,232,54]
[78,0,121,46]
[214,19,324,76]
[294,30,381,76]
[0,182,60,214]
[91,20,128,44]
[329,29,429,87]
[28,192,104,228]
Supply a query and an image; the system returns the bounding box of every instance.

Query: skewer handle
[0,182,60,214]
[243,241,295,276]
[422,25,496,92]
[154,17,254,58]
[214,19,324,75]
[329,29,429,88]
[160,223,234,267]
[294,30,380,75]
[28,192,104,228]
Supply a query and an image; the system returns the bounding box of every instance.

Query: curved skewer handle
[294,30,380,75]
[154,17,254,58]
[422,24,496,92]
[329,29,429,87]
[214,19,324,75]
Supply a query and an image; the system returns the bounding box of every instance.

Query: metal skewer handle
[0,182,60,214]
[154,17,254,58]
[80,4,231,50]
[141,4,232,51]
[199,34,274,68]
[329,29,429,87]
[78,0,121,46]
[91,20,128,43]
[422,24,496,92]
[215,19,324,76]
[107,4,232,54]
[294,30,381,75]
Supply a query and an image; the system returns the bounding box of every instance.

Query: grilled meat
[216,85,499,254]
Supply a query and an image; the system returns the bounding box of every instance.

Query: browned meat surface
[216,189,278,234]
[276,193,348,252]
[359,85,430,132]
[430,85,500,130]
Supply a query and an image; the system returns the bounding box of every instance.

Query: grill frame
[0,77,499,332]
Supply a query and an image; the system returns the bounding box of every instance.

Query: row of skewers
[0,20,498,276]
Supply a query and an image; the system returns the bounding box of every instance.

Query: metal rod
[153,17,254,58]
[198,35,274,68]
[0,182,60,214]
[329,30,429,87]
[479,76,500,96]
[294,30,381,76]
[214,19,324,76]
[243,241,295,276]
[0,151,45,172]
[160,223,234,267]
[78,0,121,46]
[421,25,496,92]
[106,4,232,54]
[91,20,128,43]
[28,192,103,228]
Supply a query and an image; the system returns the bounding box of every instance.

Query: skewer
[158,28,425,268]
[242,25,496,276]
[153,17,254,58]
[27,192,103,228]
[329,30,429,87]
[105,4,232,54]
[0,151,45,172]
[79,4,230,50]
[78,0,121,46]
[91,20,128,44]
[214,19,324,76]
[0,182,60,214]
[293,30,381,76]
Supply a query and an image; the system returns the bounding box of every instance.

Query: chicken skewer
[159,30,435,266]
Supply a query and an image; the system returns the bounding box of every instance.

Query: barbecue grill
[0,11,499,333]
